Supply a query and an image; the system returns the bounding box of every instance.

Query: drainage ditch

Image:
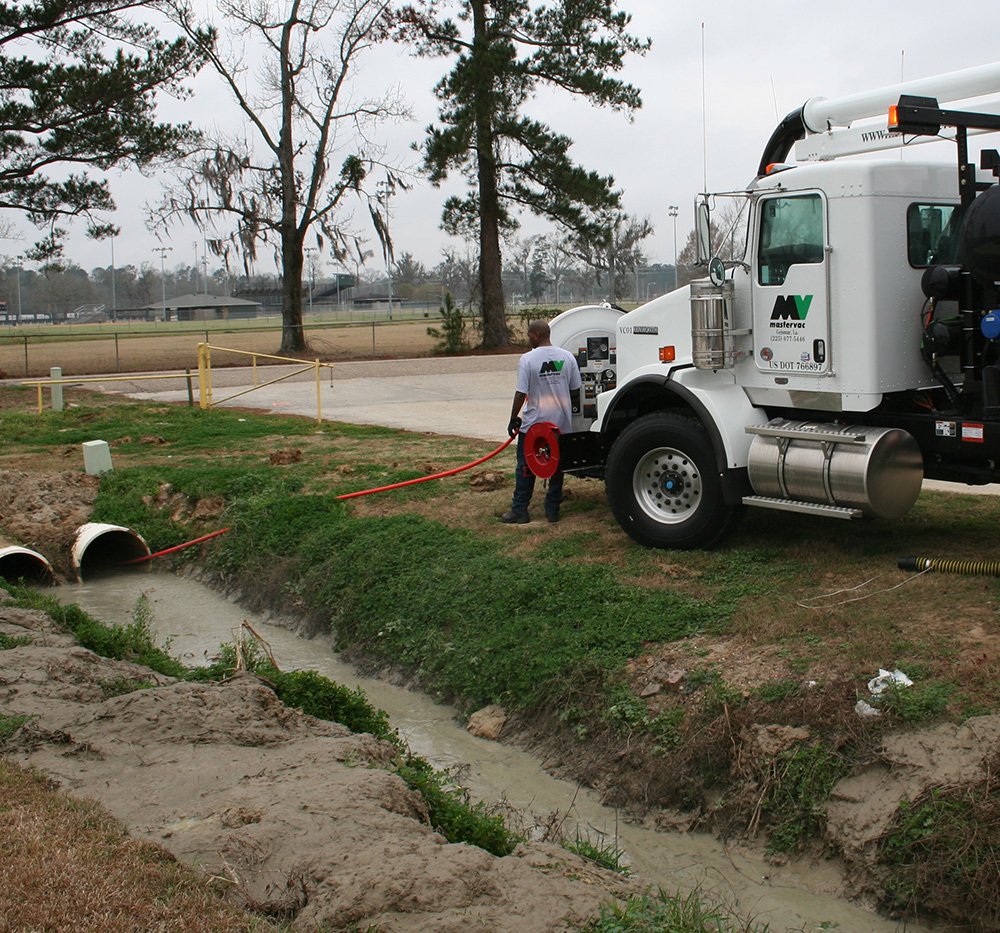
[49,571,922,933]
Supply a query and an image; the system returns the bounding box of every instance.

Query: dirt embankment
[0,599,637,931]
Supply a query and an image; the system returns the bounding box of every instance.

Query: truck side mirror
[695,197,711,264]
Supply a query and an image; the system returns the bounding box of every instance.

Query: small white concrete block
[82,440,113,475]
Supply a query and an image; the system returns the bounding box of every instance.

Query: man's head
[527,320,551,348]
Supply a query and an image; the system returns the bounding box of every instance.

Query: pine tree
[394,0,648,347]
[0,2,208,259]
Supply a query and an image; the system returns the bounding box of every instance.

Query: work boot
[545,511,560,524]
[500,510,530,524]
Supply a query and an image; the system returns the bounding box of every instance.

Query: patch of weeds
[880,680,955,724]
[753,679,800,704]
[762,744,851,854]
[7,586,187,680]
[394,757,520,857]
[0,633,32,650]
[603,685,684,753]
[98,676,155,698]
[880,779,1000,929]
[580,887,770,932]
[266,668,397,746]
[562,830,629,874]
[0,714,33,742]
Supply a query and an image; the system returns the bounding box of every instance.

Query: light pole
[668,205,679,290]
[110,237,117,322]
[304,247,315,316]
[154,247,172,321]
[192,240,199,293]
[15,257,22,324]
[376,176,395,320]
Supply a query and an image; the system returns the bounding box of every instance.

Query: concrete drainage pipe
[0,543,55,585]
[72,523,150,581]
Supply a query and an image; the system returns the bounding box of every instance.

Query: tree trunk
[280,233,306,354]
[471,0,509,349]
[277,5,307,356]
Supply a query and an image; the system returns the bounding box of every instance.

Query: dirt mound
[0,606,636,930]
[0,469,98,575]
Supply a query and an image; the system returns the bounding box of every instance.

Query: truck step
[742,495,863,519]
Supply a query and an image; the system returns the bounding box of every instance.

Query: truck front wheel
[605,413,743,549]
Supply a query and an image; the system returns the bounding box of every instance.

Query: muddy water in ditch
[53,573,921,933]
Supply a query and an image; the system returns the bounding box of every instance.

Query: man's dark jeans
[511,432,563,519]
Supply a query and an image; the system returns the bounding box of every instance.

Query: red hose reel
[524,421,561,479]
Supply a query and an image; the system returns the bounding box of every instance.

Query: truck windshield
[757,194,824,286]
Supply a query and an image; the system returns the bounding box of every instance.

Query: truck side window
[906,203,959,267]
[757,194,824,286]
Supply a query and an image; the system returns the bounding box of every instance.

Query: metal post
[185,369,194,407]
[197,342,211,410]
[114,333,120,372]
[110,237,117,323]
[22,334,28,376]
[154,246,172,321]
[15,258,22,325]
[49,367,63,412]
[315,359,322,424]
[305,247,315,316]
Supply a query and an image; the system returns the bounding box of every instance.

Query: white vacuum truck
[547,62,1000,549]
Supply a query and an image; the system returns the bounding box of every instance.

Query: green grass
[562,831,629,874]
[580,889,770,932]
[0,633,32,649]
[0,714,33,742]
[762,745,852,854]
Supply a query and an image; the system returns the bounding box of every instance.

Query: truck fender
[599,366,768,501]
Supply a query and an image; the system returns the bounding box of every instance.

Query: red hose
[121,527,231,565]
[336,435,515,500]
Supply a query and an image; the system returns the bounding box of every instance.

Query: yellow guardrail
[21,371,197,414]
[198,343,334,424]
[21,345,334,423]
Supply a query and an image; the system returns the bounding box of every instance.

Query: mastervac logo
[539,359,565,374]
[770,295,813,329]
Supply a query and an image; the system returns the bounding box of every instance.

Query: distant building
[136,293,262,322]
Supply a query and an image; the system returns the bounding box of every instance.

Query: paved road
[94,355,520,443]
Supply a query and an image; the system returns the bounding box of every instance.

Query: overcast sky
[9,0,1000,280]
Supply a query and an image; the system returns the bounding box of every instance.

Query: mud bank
[0,597,638,931]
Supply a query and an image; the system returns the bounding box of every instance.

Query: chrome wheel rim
[632,446,702,523]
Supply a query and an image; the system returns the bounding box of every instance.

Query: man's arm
[508,391,527,437]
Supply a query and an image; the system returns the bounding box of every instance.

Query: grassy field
[0,317,447,378]
[2,345,1000,927]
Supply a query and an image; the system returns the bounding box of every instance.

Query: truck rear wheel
[605,412,743,549]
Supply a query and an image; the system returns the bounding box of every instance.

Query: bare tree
[156,0,406,353]
[568,211,652,303]
[537,234,577,305]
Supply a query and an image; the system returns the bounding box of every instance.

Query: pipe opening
[0,547,54,586]
[72,524,150,581]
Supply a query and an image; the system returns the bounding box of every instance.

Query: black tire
[605,412,744,549]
